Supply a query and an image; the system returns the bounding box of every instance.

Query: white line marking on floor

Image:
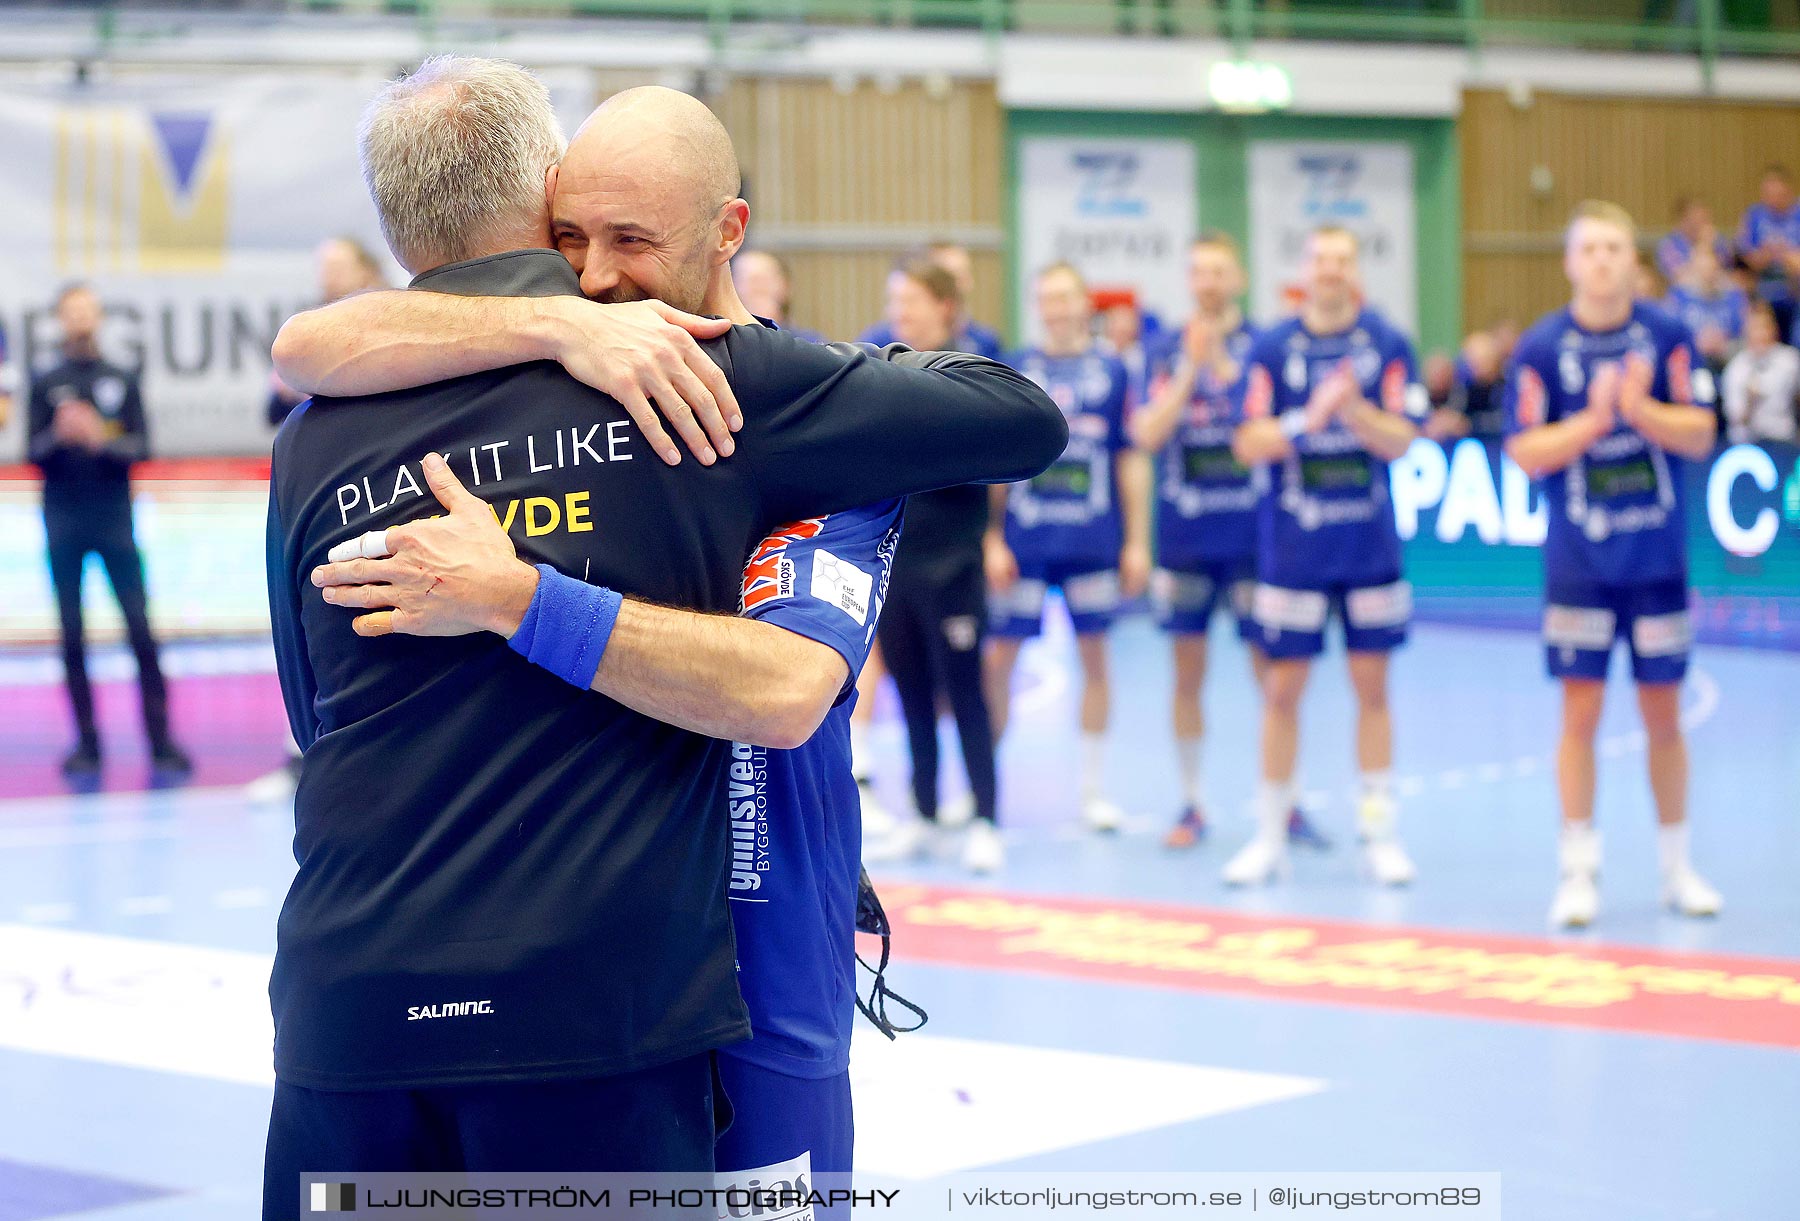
[212,888,269,910]
[20,903,75,924]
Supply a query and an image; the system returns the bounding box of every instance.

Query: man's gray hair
[358,55,566,271]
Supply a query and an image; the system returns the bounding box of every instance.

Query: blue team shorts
[1543,578,1691,685]
[989,556,1121,638]
[1253,577,1411,660]
[1153,558,1258,640]
[715,1056,853,1219]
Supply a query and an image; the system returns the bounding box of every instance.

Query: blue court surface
[2,614,1797,1221]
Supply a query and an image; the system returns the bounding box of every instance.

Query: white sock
[1175,736,1203,809]
[1081,733,1106,801]
[1360,770,1394,804]
[850,722,873,783]
[1657,821,1691,879]
[1257,779,1295,843]
[1559,821,1601,877]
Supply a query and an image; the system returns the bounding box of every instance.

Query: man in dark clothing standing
[27,283,190,778]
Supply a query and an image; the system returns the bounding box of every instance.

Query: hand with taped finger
[310,452,541,639]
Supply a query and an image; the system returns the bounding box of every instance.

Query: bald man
[269,70,1059,1202]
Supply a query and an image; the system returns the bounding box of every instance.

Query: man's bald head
[569,87,741,223]
[549,86,751,316]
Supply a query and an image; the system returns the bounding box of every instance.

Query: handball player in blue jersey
[1735,165,1800,339]
[986,262,1153,831]
[1130,299,1262,846]
[1504,200,1723,929]
[1225,226,1428,888]
[1130,234,1330,851]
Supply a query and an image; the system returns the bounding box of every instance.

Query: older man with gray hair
[262,55,1061,1215]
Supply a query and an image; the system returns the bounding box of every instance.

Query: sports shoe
[60,740,101,779]
[863,815,931,864]
[150,740,194,776]
[1222,836,1288,886]
[1550,872,1600,928]
[1285,806,1332,850]
[1162,805,1207,849]
[1363,836,1417,886]
[1355,792,1399,841]
[961,821,1005,874]
[1550,822,1601,928]
[1082,795,1124,833]
[1662,869,1723,918]
[858,780,898,839]
[937,791,976,829]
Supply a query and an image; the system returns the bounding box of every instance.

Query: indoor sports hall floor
[2,609,1796,1221]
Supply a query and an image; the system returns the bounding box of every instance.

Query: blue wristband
[507,563,622,689]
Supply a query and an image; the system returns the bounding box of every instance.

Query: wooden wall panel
[710,76,1007,341]
[1462,87,1800,329]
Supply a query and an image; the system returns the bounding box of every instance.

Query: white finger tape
[328,530,393,564]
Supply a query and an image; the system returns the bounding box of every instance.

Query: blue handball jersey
[1148,322,1262,567]
[728,499,903,1079]
[1737,203,1800,305]
[1662,285,1746,344]
[1505,302,1712,589]
[1002,346,1133,566]
[1242,308,1426,587]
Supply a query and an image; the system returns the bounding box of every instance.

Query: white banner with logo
[1016,136,1196,344]
[0,72,593,458]
[1247,140,1417,335]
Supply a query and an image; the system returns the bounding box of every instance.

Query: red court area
[874,882,1800,1050]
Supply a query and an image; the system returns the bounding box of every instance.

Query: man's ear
[716,198,749,265]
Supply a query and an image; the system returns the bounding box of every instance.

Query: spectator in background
[732,249,822,342]
[1664,241,1747,374]
[1657,197,1730,283]
[1454,329,1509,439]
[1422,351,1455,407]
[27,284,189,779]
[267,237,387,427]
[1489,317,1521,365]
[1736,165,1800,339]
[866,257,1003,873]
[1425,332,1507,442]
[1420,351,1458,435]
[1721,299,1800,444]
[860,241,1004,359]
[1097,291,1151,404]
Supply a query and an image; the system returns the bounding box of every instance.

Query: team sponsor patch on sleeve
[810,548,874,625]
[741,518,826,612]
[1243,364,1274,420]
[1515,366,1547,429]
[1667,344,1695,406]
[1380,359,1413,415]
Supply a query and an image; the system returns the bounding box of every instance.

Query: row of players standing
[787,209,1722,929]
